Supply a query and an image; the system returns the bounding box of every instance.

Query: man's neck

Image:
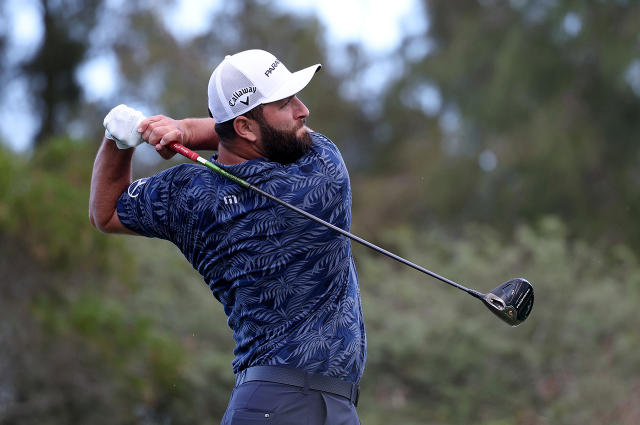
[216,139,264,165]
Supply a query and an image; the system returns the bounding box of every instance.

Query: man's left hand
[103,104,146,149]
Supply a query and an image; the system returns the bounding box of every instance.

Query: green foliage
[2,0,640,423]
[375,0,640,249]
[0,139,123,272]
[19,0,103,144]
[2,138,640,424]
[357,217,640,425]
[5,0,639,250]
[0,139,231,424]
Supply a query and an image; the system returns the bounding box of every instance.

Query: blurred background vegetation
[1,0,640,424]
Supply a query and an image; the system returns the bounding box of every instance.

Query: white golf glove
[103,104,146,149]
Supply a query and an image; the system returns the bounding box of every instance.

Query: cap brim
[262,64,322,103]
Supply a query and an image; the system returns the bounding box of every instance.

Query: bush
[357,217,640,425]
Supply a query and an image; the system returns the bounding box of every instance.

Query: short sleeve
[116,166,186,240]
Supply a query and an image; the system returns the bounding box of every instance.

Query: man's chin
[259,120,314,164]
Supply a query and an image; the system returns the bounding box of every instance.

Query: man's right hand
[137,115,190,160]
[139,116,219,159]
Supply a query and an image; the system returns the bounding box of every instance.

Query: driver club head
[482,278,534,326]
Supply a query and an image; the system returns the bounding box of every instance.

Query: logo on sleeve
[127,178,148,198]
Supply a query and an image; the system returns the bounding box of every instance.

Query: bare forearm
[181,118,219,150]
[89,138,136,234]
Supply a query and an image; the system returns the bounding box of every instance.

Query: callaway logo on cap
[208,49,321,123]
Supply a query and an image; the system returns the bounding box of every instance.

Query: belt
[236,366,360,406]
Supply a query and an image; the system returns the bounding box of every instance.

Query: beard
[258,120,313,165]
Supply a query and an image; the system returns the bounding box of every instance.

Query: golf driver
[168,142,534,326]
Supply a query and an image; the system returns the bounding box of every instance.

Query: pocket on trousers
[228,408,273,424]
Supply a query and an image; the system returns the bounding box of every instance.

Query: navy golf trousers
[220,380,361,425]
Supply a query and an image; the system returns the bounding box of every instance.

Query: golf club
[168,142,534,326]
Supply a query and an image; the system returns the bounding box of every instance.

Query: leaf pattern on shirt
[117,133,366,384]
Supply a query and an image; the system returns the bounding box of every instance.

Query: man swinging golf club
[90,49,366,424]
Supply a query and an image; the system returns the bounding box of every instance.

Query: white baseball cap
[208,49,321,123]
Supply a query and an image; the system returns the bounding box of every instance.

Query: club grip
[169,142,200,162]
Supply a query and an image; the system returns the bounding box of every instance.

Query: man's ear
[233,116,259,142]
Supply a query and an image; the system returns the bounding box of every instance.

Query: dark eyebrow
[280,95,294,106]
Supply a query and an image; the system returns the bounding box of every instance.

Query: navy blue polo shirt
[117,132,366,384]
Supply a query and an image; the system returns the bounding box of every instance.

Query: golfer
[89,49,366,424]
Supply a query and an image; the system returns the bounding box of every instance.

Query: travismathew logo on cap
[229,86,257,107]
